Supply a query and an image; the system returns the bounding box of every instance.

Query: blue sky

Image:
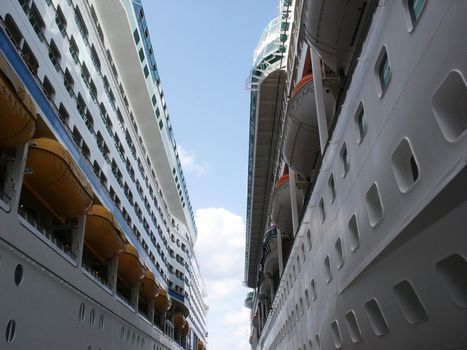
[143,1,278,349]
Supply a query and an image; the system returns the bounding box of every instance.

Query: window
[335,237,344,269]
[348,214,360,252]
[355,102,367,142]
[340,142,349,177]
[133,29,140,44]
[366,183,384,227]
[69,36,79,64]
[432,70,467,142]
[139,47,145,62]
[42,76,55,100]
[377,47,391,94]
[144,65,149,78]
[55,5,67,37]
[328,173,336,203]
[392,138,419,192]
[319,197,325,222]
[64,68,74,95]
[29,3,45,41]
[408,0,425,25]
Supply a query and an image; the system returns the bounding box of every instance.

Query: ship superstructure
[245,0,467,349]
[0,0,207,349]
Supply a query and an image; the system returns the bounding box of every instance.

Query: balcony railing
[18,206,76,261]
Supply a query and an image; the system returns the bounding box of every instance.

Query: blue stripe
[169,287,185,303]
[0,27,169,288]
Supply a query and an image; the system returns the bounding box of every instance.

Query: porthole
[79,303,86,323]
[120,326,125,340]
[90,308,95,327]
[324,256,332,283]
[340,143,349,177]
[98,314,104,331]
[330,321,343,349]
[345,311,363,343]
[335,237,344,269]
[14,264,23,286]
[392,138,420,192]
[366,183,384,227]
[375,46,391,96]
[365,298,389,336]
[348,214,360,252]
[355,102,367,143]
[432,70,467,142]
[5,319,16,344]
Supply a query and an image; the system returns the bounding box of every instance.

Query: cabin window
[319,197,325,223]
[392,138,419,192]
[355,102,367,142]
[340,143,349,177]
[328,173,336,203]
[408,0,425,25]
[377,47,391,94]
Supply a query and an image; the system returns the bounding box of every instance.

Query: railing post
[311,47,329,153]
[289,168,299,236]
[6,143,29,212]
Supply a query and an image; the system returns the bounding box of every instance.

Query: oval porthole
[79,303,86,323]
[5,319,16,344]
[90,308,95,327]
[98,314,104,331]
[14,264,23,286]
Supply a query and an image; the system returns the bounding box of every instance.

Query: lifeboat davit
[85,205,126,260]
[284,75,335,175]
[0,71,36,148]
[139,270,161,300]
[155,288,172,313]
[303,0,374,73]
[271,175,304,234]
[23,138,93,218]
[117,244,145,284]
[181,320,189,336]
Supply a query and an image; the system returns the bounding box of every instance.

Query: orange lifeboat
[155,287,172,313]
[117,244,145,284]
[303,0,372,72]
[174,311,185,330]
[23,138,93,218]
[270,174,304,234]
[0,71,36,148]
[139,269,161,300]
[284,74,335,175]
[197,339,205,350]
[84,205,126,260]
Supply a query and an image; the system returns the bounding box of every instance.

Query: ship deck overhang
[94,0,188,227]
[245,69,285,288]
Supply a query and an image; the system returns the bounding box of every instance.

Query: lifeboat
[23,138,93,218]
[197,340,205,350]
[0,71,36,148]
[284,75,335,175]
[271,175,304,234]
[117,244,145,284]
[155,287,172,313]
[181,320,189,336]
[84,205,126,260]
[303,0,374,73]
[139,270,161,300]
[174,312,185,330]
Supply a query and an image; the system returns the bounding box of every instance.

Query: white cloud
[195,208,252,350]
[178,145,207,176]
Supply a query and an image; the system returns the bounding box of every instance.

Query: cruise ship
[245,0,467,349]
[0,0,208,349]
